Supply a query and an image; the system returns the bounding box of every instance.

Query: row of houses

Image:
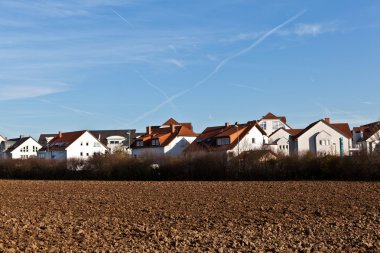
[1,113,379,160]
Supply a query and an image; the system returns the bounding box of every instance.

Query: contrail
[111,8,133,27]
[127,10,306,126]
[135,70,178,111]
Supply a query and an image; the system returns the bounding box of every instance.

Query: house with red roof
[267,128,303,156]
[352,121,380,154]
[37,130,107,160]
[131,118,198,157]
[185,120,267,157]
[258,112,292,135]
[289,118,352,156]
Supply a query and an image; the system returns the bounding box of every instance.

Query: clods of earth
[0,181,379,252]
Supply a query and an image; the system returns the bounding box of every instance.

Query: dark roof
[292,119,352,140]
[38,134,57,146]
[6,137,36,153]
[361,121,380,140]
[186,121,265,153]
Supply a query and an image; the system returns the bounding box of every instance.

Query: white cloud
[0,83,68,101]
[165,59,185,69]
[293,22,338,36]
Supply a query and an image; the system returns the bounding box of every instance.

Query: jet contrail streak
[111,9,133,27]
[127,10,306,126]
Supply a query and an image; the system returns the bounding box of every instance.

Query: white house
[0,136,42,159]
[352,121,380,154]
[89,130,140,154]
[289,118,352,156]
[131,118,198,157]
[38,131,107,160]
[258,112,291,136]
[267,128,303,156]
[186,120,267,157]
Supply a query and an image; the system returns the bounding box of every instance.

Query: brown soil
[0,181,379,252]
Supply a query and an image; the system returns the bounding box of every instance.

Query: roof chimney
[170,124,176,133]
[225,122,230,128]
[324,118,331,124]
[58,131,62,138]
[235,122,238,126]
[98,134,101,141]
[146,126,152,135]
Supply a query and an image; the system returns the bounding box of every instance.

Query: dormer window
[272,121,282,130]
[260,121,267,130]
[216,137,230,145]
[152,139,160,146]
[136,140,144,147]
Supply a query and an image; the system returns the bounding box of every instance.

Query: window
[136,141,144,147]
[272,121,282,130]
[80,152,83,156]
[260,121,267,130]
[320,140,323,145]
[152,139,160,146]
[216,138,230,146]
[94,142,100,147]
[252,138,256,144]
[86,142,89,146]
[86,153,89,156]
[80,142,83,146]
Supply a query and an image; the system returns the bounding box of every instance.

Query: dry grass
[0,181,379,252]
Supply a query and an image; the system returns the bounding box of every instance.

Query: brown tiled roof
[292,119,351,140]
[40,131,86,151]
[268,128,303,138]
[186,121,265,153]
[361,121,380,140]
[261,112,287,124]
[132,121,197,148]
[331,123,352,139]
[162,118,180,126]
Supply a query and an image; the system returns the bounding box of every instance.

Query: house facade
[258,112,291,136]
[89,130,140,154]
[186,121,267,157]
[289,118,352,156]
[38,131,107,160]
[0,137,42,159]
[352,121,380,154]
[131,118,198,157]
[267,128,302,156]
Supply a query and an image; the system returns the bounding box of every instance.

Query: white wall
[10,138,42,159]
[294,121,350,156]
[259,119,290,135]
[65,132,107,159]
[164,136,196,156]
[132,136,196,157]
[229,126,265,156]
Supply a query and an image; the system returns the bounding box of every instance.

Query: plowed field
[0,181,379,252]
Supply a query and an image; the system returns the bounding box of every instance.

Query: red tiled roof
[162,118,180,126]
[186,121,265,153]
[268,128,303,137]
[132,121,197,148]
[261,112,287,124]
[286,129,303,136]
[40,131,86,151]
[331,123,352,139]
[292,119,351,140]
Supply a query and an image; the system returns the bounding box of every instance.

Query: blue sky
[0,0,379,138]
